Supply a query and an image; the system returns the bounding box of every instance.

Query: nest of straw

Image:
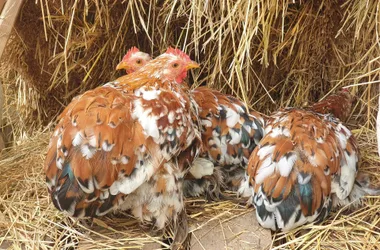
[0,129,379,249]
[0,0,379,249]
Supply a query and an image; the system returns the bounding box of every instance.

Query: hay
[1,0,379,137]
[0,0,380,249]
[0,127,379,249]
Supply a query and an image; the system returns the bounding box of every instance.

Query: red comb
[165,47,191,61]
[122,46,140,61]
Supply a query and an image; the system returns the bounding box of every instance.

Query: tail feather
[183,159,226,201]
[332,173,380,209]
[355,173,380,195]
[168,208,191,250]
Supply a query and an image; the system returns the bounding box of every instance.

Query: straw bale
[0,0,378,132]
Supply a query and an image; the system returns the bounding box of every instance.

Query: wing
[247,108,359,231]
[192,87,265,167]
[45,83,199,218]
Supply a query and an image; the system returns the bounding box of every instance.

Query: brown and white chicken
[116,46,152,74]
[116,48,266,200]
[44,48,202,245]
[245,90,379,231]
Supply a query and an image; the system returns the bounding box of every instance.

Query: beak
[185,61,200,70]
[116,61,129,71]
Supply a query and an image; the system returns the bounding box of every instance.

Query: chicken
[245,90,379,231]
[44,48,202,245]
[187,88,266,199]
[116,46,152,74]
[308,89,354,121]
[116,48,266,200]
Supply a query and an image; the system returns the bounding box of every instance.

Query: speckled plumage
[115,48,267,200]
[309,89,354,121]
[245,91,375,232]
[45,50,202,235]
[183,87,266,199]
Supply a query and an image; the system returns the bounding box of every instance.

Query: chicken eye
[136,59,142,64]
[173,63,179,68]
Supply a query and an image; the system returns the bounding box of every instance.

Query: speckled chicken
[187,88,266,198]
[116,48,266,200]
[44,48,202,245]
[245,90,380,231]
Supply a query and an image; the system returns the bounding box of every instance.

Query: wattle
[175,70,188,84]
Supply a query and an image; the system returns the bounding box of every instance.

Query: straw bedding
[0,0,379,249]
[0,129,378,249]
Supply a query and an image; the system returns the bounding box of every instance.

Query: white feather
[264,125,273,134]
[141,88,161,101]
[81,144,96,159]
[220,136,227,156]
[225,107,240,127]
[46,178,56,191]
[121,156,129,164]
[176,127,184,138]
[269,127,281,138]
[253,189,277,231]
[117,160,156,195]
[339,150,357,197]
[168,111,175,124]
[56,157,64,169]
[77,177,94,194]
[102,141,115,152]
[72,132,83,146]
[255,157,275,184]
[335,130,347,149]
[201,119,212,127]
[233,103,244,113]
[53,129,59,137]
[269,127,285,138]
[109,179,120,196]
[88,135,97,148]
[278,154,297,177]
[297,173,312,185]
[186,130,196,147]
[282,128,291,137]
[189,158,214,179]
[57,136,62,148]
[228,128,241,144]
[100,190,110,200]
[237,175,253,198]
[167,126,174,134]
[257,145,275,160]
[133,99,159,140]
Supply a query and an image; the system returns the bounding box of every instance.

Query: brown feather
[309,90,355,121]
